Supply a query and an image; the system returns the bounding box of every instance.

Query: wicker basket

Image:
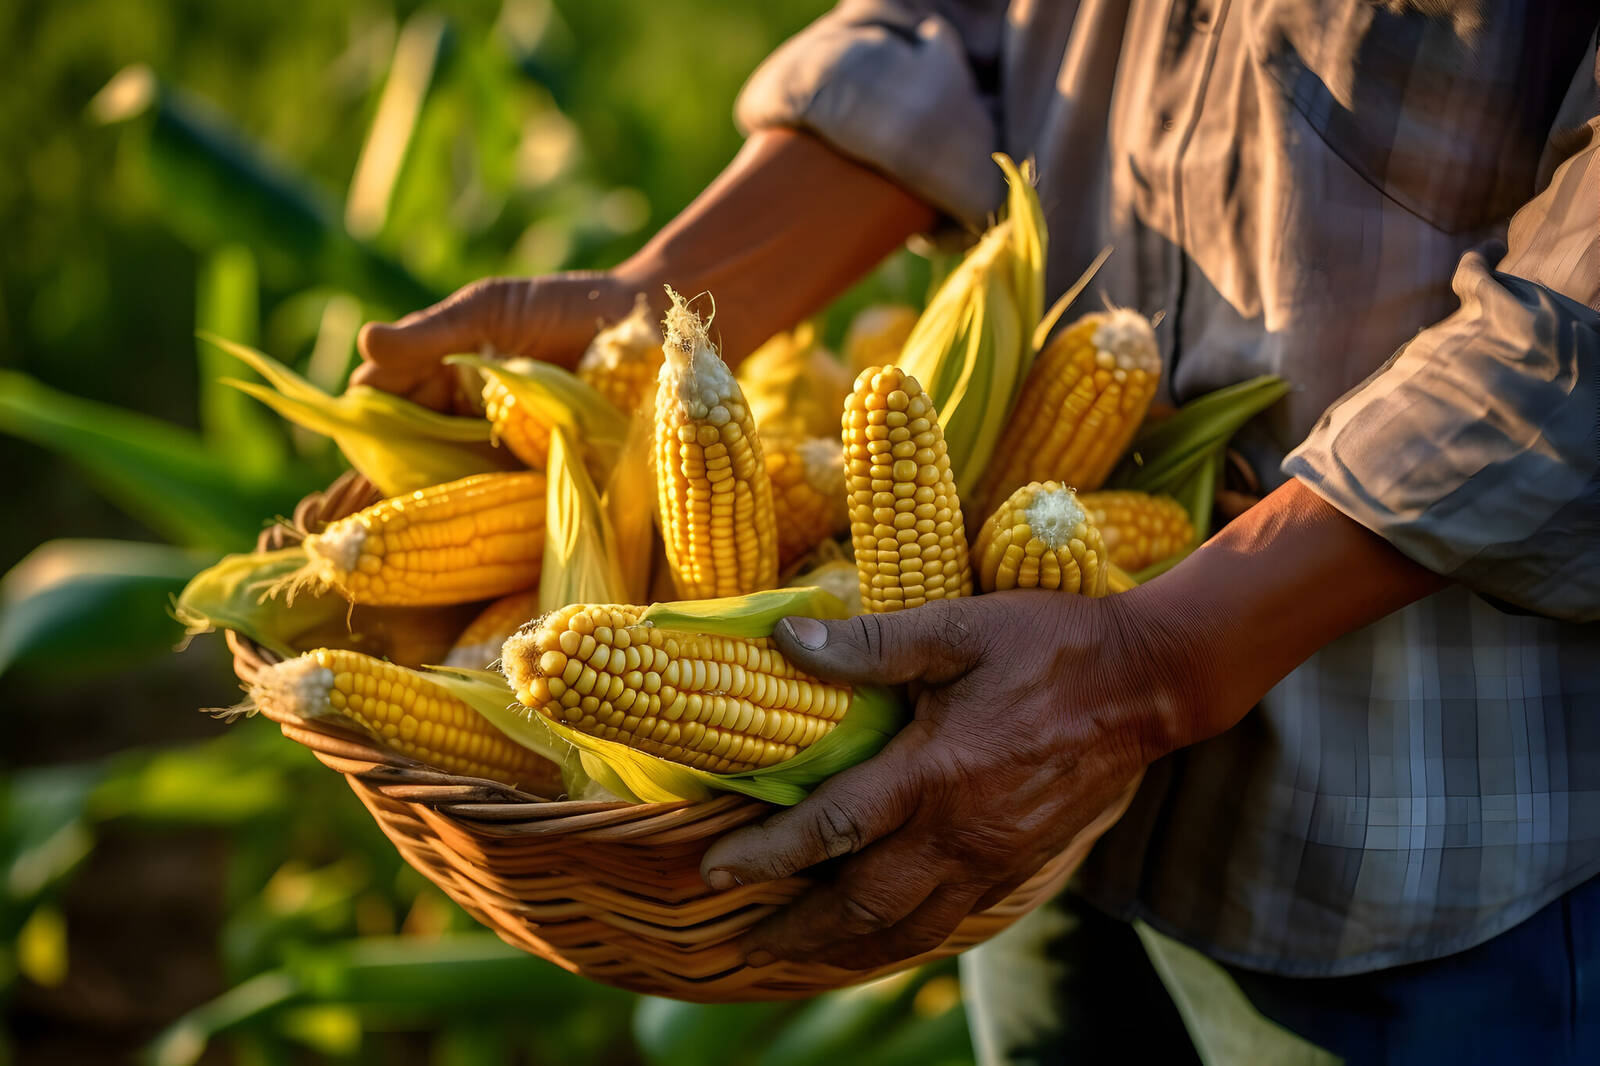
[228,472,1136,1002]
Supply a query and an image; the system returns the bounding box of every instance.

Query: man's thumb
[771,603,983,686]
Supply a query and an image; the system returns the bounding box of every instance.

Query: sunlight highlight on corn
[252,648,561,791]
[974,482,1110,595]
[764,433,849,570]
[652,288,778,599]
[442,588,542,668]
[298,471,545,606]
[844,366,972,612]
[576,296,664,415]
[977,308,1160,516]
[1078,490,1195,572]
[502,604,851,773]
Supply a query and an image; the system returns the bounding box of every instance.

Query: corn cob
[502,603,851,773]
[576,295,664,415]
[844,366,972,612]
[843,304,919,376]
[1077,490,1195,572]
[482,367,553,469]
[737,323,853,441]
[441,588,542,669]
[976,307,1160,517]
[764,433,849,570]
[653,288,778,599]
[974,482,1110,595]
[251,648,562,792]
[294,471,545,607]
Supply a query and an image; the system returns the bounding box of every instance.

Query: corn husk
[175,547,476,665]
[446,354,629,483]
[1109,374,1291,579]
[897,156,1045,497]
[205,335,513,496]
[489,587,905,804]
[539,426,627,614]
[737,322,853,441]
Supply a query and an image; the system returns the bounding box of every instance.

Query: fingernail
[783,617,828,651]
[745,949,776,968]
[705,867,738,891]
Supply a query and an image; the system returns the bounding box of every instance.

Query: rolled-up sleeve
[1284,58,1600,621]
[735,0,1005,228]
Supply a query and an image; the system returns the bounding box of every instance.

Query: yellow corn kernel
[1078,490,1195,572]
[482,374,552,469]
[298,471,545,607]
[501,604,852,773]
[764,433,849,570]
[252,648,562,792]
[441,588,542,669]
[976,308,1160,517]
[974,482,1110,595]
[576,296,665,415]
[653,288,778,598]
[843,304,919,376]
[843,365,972,612]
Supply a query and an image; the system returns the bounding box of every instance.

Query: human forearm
[616,128,938,363]
[1133,478,1448,756]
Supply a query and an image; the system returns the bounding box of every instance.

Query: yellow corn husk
[576,295,664,415]
[736,322,853,441]
[441,588,541,669]
[502,602,853,774]
[974,481,1110,595]
[898,156,1045,498]
[977,307,1161,517]
[843,304,920,376]
[292,471,545,607]
[764,433,849,570]
[1077,490,1195,572]
[1107,563,1138,594]
[653,288,778,599]
[844,365,972,612]
[250,648,563,793]
[452,354,630,483]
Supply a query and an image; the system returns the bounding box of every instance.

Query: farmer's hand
[352,272,642,412]
[699,591,1203,972]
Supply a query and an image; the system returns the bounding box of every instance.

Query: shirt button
[1160,114,1175,132]
[1194,7,1211,27]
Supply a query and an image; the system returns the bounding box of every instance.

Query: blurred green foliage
[0,0,956,1062]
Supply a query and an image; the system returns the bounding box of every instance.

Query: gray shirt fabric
[737,0,1600,975]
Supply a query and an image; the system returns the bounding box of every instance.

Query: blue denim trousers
[963,875,1600,1065]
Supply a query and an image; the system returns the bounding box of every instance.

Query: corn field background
[0,1,951,1062]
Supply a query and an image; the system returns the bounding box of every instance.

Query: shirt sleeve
[1283,44,1600,622]
[734,0,1006,229]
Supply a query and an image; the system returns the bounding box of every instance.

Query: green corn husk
[490,587,906,804]
[205,335,514,496]
[1110,374,1292,579]
[175,548,350,659]
[898,155,1044,498]
[446,353,629,482]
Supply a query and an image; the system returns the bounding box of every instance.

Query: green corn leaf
[1111,375,1289,568]
[633,997,791,1066]
[196,245,286,481]
[91,65,440,314]
[540,426,627,614]
[0,540,215,678]
[205,334,516,495]
[0,370,306,550]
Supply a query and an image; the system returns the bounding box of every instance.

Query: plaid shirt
[738,0,1600,975]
